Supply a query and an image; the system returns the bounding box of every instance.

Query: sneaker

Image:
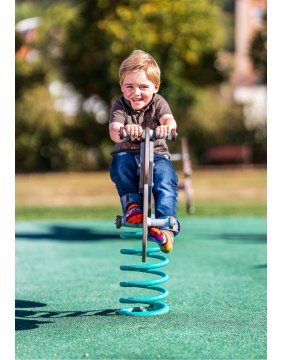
[148,227,174,253]
[125,203,143,224]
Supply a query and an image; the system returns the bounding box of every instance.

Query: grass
[15,167,267,220]
[15,201,266,220]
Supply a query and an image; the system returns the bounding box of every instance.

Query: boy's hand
[125,124,143,139]
[155,125,173,139]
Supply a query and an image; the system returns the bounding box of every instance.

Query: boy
[109,50,180,253]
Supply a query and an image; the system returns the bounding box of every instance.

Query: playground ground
[15,168,267,359]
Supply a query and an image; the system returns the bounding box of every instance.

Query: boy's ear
[154,83,160,93]
[120,81,124,93]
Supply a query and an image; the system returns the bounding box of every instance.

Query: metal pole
[181,137,193,213]
[142,127,150,262]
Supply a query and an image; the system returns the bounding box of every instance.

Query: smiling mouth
[131,98,143,103]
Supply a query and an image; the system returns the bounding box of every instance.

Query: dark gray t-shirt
[109,94,173,158]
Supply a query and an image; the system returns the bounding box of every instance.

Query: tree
[15,29,47,99]
[38,0,226,111]
[250,12,267,84]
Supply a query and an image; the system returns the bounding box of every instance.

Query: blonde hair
[119,50,161,85]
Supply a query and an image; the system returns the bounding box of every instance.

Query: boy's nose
[133,87,141,96]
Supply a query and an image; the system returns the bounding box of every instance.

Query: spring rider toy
[115,127,178,316]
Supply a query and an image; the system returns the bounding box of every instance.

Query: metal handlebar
[118,127,177,141]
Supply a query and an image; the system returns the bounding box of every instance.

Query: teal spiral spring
[118,231,170,316]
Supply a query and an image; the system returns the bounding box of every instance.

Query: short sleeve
[109,97,126,125]
[155,95,173,120]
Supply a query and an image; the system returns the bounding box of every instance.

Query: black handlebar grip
[120,126,124,140]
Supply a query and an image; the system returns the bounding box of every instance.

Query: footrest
[115,216,178,231]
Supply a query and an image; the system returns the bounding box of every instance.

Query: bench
[200,144,252,165]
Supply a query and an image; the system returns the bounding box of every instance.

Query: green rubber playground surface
[15,218,266,359]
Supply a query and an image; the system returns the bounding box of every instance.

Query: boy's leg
[152,155,178,220]
[149,155,180,253]
[109,152,143,216]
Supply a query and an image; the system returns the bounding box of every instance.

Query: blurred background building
[232,0,267,143]
[233,0,267,87]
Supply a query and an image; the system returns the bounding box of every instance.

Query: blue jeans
[110,152,180,232]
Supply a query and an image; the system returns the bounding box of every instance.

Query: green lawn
[15,201,267,221]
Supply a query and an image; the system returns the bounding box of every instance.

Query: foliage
[15,1,43,24]
[16,86,63,171]
[218,11,234,52]
[15,31,24,52]
[15,84,111,171]
[250,13,267,84]
[15,0,73,18]
[15,14,47,99]
[37,0,226,108]
[15,3,89,171]
[211,0,235,13]
[15,58,47,99]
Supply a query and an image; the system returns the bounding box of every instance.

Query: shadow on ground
[15,300,119,331]
[216,233,267,243]
[15,224,267,244]
[187,232,267,243]
[254,264,267,268]
[15,225,123,242]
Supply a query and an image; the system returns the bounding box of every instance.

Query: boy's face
[120,70,160,111]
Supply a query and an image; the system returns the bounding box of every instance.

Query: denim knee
[110,152,139,198]
[153,157,178,190]
[110,153,133,181]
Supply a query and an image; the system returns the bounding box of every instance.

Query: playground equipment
[170,136,194,214]
[115,127,178,316]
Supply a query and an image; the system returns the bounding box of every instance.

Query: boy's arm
[109,122,143,143]
[156,114,177,138]
[109,122,125,143]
